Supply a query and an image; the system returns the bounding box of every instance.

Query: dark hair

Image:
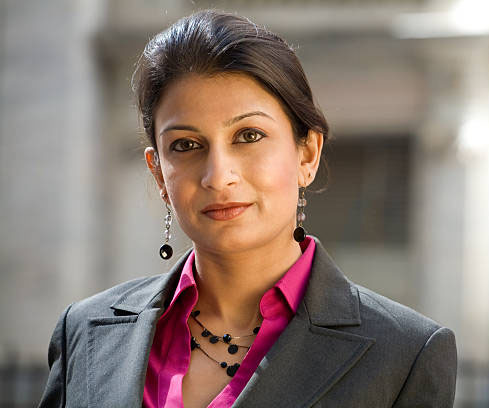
[132,9,331,192]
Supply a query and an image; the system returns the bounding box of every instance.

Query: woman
[39,9,457,408]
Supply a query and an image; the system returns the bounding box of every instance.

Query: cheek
[163,173,199,234]
[160,162,194,209]
[246,145,299,196]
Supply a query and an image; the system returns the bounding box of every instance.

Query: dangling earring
[159,195,173,260]
[293,186,307,242]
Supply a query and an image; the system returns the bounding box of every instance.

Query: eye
[235,129,266,143]
[170,139,202,152]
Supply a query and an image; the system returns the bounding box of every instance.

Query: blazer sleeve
[38,303,73,408]
[393,326,457,408]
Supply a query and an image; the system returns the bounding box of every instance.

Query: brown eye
[236,129,265,143]
[171,139,202,152]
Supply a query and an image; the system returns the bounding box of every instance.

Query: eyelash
[170,128,266,152]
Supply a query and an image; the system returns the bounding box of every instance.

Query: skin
[145,72,323,406]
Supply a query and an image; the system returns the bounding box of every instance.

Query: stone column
[412,34,489,404]
[456,40,489,364]
[0,0,104,363]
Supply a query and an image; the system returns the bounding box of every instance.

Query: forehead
[154,72,291,128]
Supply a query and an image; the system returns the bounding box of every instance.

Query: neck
[192,229,303,330]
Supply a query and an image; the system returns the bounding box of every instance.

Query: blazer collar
[109,247,193,315]
[303,236,362,327]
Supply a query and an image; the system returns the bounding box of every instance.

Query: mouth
[201,202,253,221]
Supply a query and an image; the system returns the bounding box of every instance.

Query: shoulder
[351,284,457,405]
[355,283,442,340]
[71,275,157,315]
[348,282,456,370]
[51,274,172,358]
[307,237,450,343]
[56,249,191,332]
[65,249,192,322]
[67,275,161,319]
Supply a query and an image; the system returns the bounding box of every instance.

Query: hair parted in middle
[132,9,331,192]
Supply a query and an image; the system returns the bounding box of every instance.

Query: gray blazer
[39,237,457,407]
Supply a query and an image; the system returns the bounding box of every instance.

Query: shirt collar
[167,235,316,315]
[273,235,316,314]
[166,250,197,311]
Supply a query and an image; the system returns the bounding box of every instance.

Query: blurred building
[1,0,488,405]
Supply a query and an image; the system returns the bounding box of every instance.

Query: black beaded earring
[152,151,173,260]
[293,187,307,242]
[159,197,173,260]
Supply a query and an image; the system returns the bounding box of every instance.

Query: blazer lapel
[86,250,191,408]
[233,238,375,408]
[87,308,162,407]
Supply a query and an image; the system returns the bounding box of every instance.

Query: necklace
[189,310,261,377]
[190,336,241,377]
[190,310,260,354]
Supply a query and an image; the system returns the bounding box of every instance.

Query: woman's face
[150,72,317,253]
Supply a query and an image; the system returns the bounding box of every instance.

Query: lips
[201,202,253,221]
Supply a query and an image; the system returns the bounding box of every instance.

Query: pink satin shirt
[143,236,316,407]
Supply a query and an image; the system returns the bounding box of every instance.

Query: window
[309,135,411,245]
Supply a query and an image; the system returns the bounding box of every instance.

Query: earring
[293,187,307,242]
[159,196,173,260]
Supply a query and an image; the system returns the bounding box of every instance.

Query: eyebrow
[223,111,274,127]
[160,111,274,136]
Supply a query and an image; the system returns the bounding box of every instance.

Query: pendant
[227,344,238,354]
[226,363,240,377]
[159,244,173,259]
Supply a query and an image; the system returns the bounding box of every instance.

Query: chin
[191,228,270,254]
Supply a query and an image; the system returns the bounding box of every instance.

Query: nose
[200,146,240,191]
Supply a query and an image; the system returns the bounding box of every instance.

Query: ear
[298,129,323,187]
[144,146,168,202]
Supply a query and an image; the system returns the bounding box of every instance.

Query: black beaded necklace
[189,310,261,377]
